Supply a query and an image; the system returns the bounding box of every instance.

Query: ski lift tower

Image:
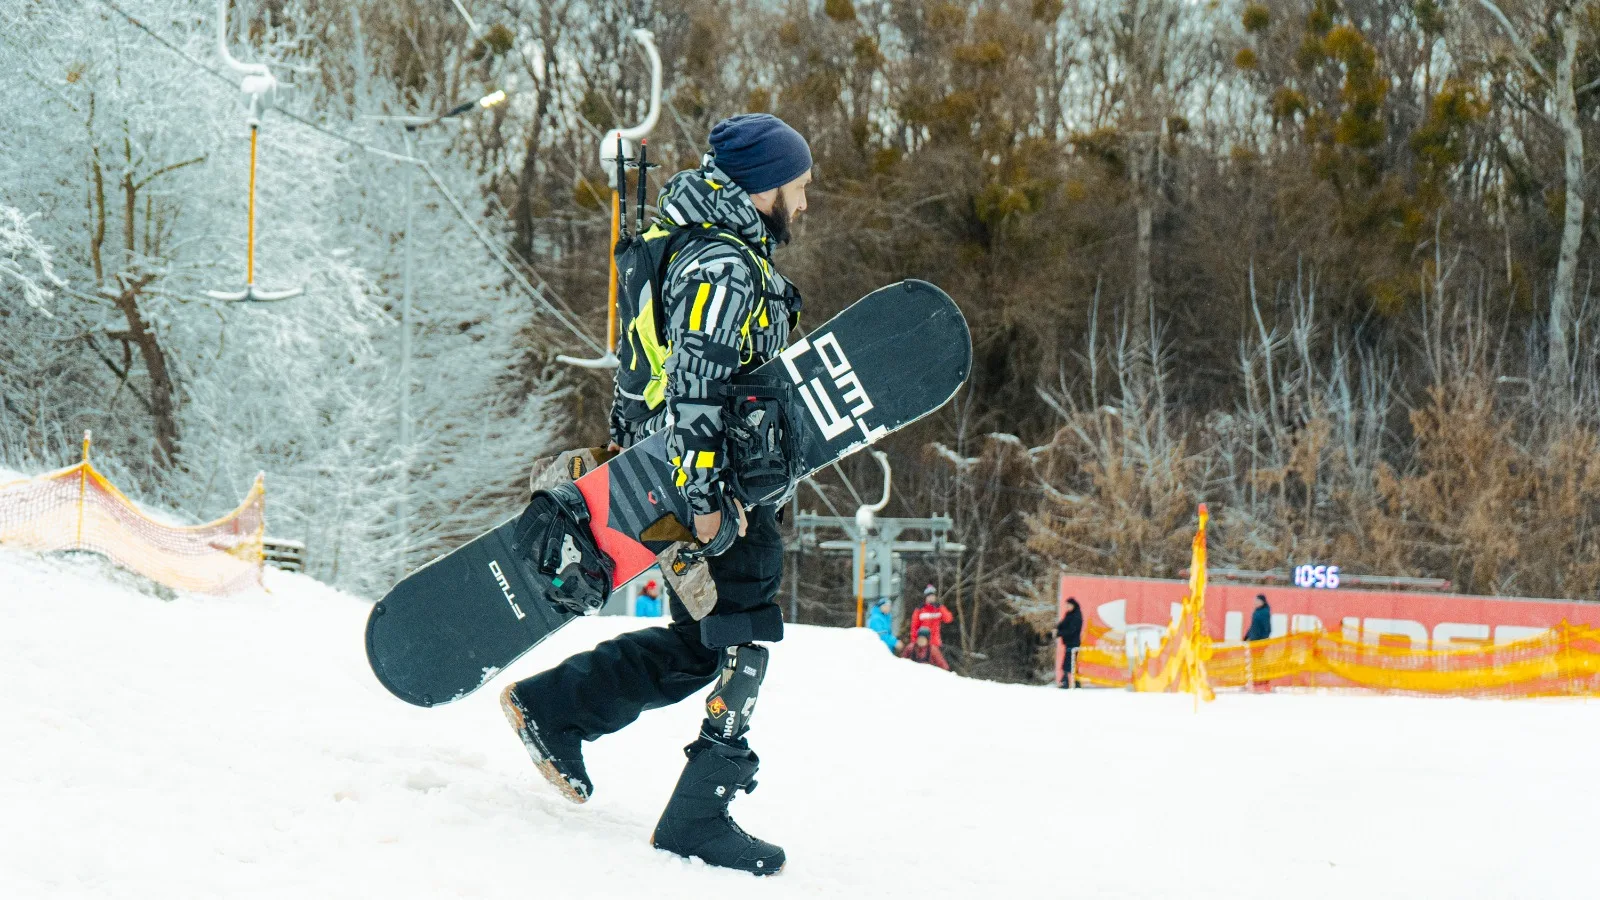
[793,452,966,627]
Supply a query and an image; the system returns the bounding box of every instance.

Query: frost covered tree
[0,205,67,463]
[0,0,567,595]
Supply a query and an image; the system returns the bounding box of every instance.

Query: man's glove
[680,486,743,565]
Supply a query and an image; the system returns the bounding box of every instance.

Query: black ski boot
[499,683,592,803]
[651,731,785,876]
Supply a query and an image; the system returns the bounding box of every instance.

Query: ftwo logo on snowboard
[488,560,526,621]
[779,332,886,444]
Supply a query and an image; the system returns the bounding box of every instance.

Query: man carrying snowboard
[500,113,812,876]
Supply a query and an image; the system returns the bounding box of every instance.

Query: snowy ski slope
[2,546,1597,899]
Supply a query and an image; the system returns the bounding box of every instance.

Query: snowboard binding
[677,376,803,569]
[722,375,802,508]
[512,483,615,616]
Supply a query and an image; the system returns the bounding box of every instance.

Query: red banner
[1059,574,1600,659]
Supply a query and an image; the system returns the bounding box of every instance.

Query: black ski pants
[514,504,785,742]
[1060,642,1080,688]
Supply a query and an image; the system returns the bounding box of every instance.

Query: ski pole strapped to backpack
[612,221,794,425]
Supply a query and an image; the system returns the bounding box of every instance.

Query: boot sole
[649,832,785,877]
[500,685,589,805]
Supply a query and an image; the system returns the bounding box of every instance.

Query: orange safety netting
[1078,504,1215,700]
[0,435,264,595]
[1201,624,1600,697]
[1072,504,1600,699]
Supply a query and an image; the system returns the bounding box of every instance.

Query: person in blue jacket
[866,597,898,653]
[634,578,663,617]
[1245,594,1273,641]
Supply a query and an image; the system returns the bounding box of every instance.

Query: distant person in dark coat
[1245,594,1273,641]
[1054,598,1084,688]
[900,627,950,671]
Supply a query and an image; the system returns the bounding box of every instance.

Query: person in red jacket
[899,627,950,670]
[909,585,954,648]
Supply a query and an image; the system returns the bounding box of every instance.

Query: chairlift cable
[417,160,602,354]
[802,478,848,522]
[447,0,480,35]
[830,461,866,508]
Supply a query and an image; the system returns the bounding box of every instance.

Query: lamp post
[368,90,508,579]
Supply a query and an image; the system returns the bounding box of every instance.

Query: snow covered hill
[2,547,1596,899]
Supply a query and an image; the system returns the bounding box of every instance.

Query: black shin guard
[702,644,768,743]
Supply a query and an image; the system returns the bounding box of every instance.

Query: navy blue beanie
[709,114,812,195]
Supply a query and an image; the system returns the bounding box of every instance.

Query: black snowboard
[366,279,972,706]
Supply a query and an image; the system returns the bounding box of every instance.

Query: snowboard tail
[365,516,576,706]
[365,279,971,706]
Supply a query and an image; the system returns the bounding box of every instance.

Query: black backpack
[611,222,762,424]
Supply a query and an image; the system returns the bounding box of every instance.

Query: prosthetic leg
[651,643,785,875]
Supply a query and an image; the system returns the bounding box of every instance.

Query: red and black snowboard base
[365,279,971,706]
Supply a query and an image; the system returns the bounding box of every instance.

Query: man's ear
[748,188,778,214]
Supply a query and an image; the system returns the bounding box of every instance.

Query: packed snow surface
[3,548,1596,899]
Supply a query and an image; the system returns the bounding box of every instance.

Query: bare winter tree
[1075,0,1222,336]
[1469,0,1595,393]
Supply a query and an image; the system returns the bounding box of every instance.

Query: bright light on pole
[435,89,509,124]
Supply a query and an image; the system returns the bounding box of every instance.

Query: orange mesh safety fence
[1071,503,1600,699]
[1134,504,1214,700]
[1202,624,1600,697]
[1077,505,1216,698]
[0,435,264,595]
[1077,645,1138,689]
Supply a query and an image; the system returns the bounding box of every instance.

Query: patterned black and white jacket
[609,157,799,518]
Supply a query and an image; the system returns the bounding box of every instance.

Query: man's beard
[758,194,792,246]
